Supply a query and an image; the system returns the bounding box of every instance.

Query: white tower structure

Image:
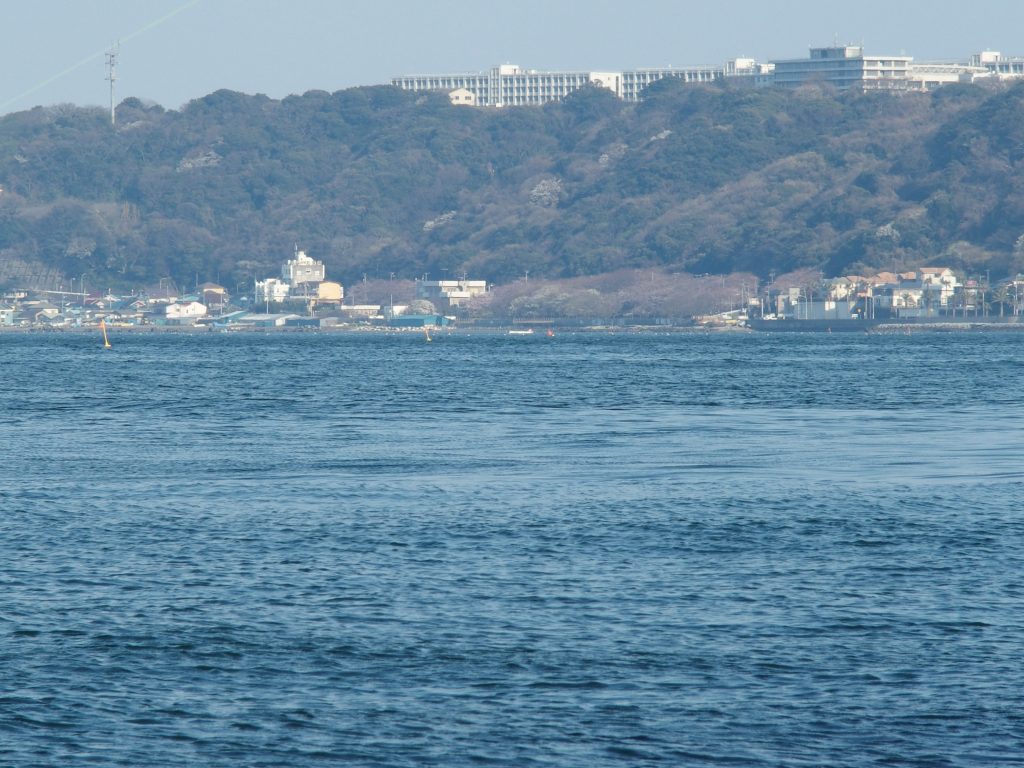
[105,45,119,126]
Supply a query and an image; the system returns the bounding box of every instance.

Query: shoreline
[5,320,1024,335]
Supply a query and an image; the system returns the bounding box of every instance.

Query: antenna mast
[105,44,119,126]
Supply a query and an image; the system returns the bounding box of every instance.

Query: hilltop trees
[1,79,1023,290]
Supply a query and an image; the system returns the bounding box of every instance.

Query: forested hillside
[1,78,1023,291]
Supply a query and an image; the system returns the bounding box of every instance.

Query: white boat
[508,328,534,335]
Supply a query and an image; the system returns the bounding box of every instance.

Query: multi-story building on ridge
[908,62,989,90]
[619,65,732,101]
[394,47,1024,107]
[774,47,1024,92]
[971,51,1024,78]
[772,46,913,91]
[908,52,1024,90]
[393,64,621,106]
[392,61,765,106]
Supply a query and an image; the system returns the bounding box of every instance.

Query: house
[199,282,229,312]
[255,278,290,305]
[448,88,477,106]
[919,267,959,307]
[316,281,344,304]
[16,301,60,325]
[158,301,208,325]
[825,277,856,301]
[0,305,16,326]
[145,283,178,304]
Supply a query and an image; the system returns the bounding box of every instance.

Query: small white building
[161,301,208,325]
[256,278,290,305]
[415,279,488,309]
[448,88,477,106]
[919,267,959,307]
[166,301,207,319]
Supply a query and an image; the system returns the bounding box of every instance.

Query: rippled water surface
[2,330,1023,766]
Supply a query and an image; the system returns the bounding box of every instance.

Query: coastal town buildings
[253,248,340,308]
[3,264,1024,330]
[770,269,968,321]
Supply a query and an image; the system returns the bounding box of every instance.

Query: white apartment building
[282,248,326,288]
[772,46,913,91]
[255,278,290,305]
[909,62,989,90]
[619,66,723,101]
[393,62,751,106]
[394,48,1023,107]
[908,52,1024,89]
[394,64,624,106]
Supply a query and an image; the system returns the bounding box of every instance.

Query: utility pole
[105,45,119,127]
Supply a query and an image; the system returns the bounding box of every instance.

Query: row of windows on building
[392,47,1024,107]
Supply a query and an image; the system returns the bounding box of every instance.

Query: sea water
[2,330,1023,766]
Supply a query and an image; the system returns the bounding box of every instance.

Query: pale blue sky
[2,0,1023,115]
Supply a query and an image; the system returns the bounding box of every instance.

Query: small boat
[100,319,112,349]
[424,326,432,343]
[546,328,555,338]
[508,328,534,335]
